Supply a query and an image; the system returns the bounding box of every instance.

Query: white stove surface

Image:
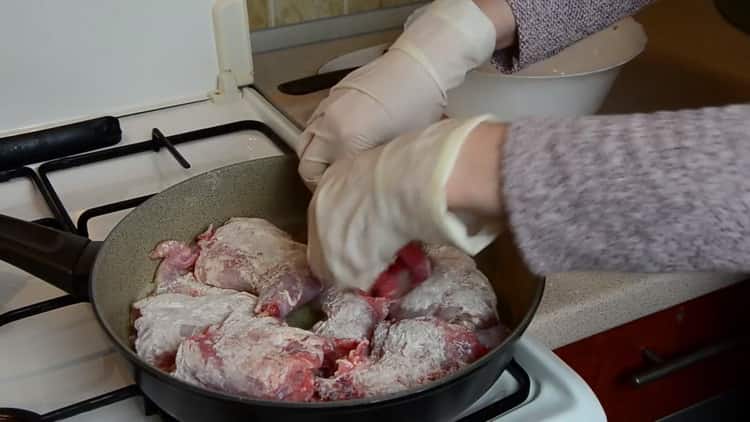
[0,90,604,421]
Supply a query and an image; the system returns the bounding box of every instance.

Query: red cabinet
[554,280,750,421]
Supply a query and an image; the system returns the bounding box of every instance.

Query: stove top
[0,87,604,422]
[0,92,285,421]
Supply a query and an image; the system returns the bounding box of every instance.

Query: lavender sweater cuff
[493,0,652,72]
[503,105,750,275]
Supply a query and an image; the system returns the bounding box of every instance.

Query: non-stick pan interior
[91,154,542,381]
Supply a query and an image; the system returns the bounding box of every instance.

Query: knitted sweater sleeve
[493,0,653,72]
[503,105,750,275]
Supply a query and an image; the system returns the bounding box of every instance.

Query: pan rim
[89,157,546,409]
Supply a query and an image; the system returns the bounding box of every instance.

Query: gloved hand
[307,116,503,291]
[297,0,498,189]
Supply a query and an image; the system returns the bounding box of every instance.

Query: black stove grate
[0,166,73,231]
[37,120,293,236]
[0,295,84,327]
[0,167,83,327]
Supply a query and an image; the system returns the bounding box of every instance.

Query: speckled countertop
[253,0,750,349]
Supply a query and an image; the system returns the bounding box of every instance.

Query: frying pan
[0,155,544,422]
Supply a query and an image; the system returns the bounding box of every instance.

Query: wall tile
[275,0,345,26]
[247,0,269,30]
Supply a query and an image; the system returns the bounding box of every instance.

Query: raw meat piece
[312,288,389,356]
[331,340,371,375]
[194,218,321,317]
[150,239,233,296]
[132,292,256,371]
[174,313,334,402]
[255,269,321,318]
[371,242,432,299]
[391,245,499,330]
[315,317,487,400]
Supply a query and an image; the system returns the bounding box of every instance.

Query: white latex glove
[297,0,497,189]
[307,116,502,291]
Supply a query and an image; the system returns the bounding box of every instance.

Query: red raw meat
[132,292,256,371]
[327,339,371,378]
[315,317,488,400]
[255,269,322,318]
[371,242,431,299]
[391,245,500,330]
[174,313,334,402]
[140,221,503,403]
[190,218,321,317]
[312,288,389,358]
[150,240,234,297]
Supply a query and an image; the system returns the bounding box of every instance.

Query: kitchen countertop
[252,0,750,349]
[254,29,401,128]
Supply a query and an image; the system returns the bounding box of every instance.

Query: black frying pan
[0,155,544,422]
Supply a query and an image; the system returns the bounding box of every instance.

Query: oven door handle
[630,336,745,387]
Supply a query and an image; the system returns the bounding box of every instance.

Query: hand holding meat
[307,117,504,291]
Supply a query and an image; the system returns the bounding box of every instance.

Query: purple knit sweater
[494,0,652,71]
[493,1,750,275]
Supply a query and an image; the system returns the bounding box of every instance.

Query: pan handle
[0,214,100,300]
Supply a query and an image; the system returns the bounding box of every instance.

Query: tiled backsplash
[247,0,423,29]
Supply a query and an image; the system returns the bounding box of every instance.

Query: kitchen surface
[0,1,604,421]
[0,0,748,421]
[254,0,750,128]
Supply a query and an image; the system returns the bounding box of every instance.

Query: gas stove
[0,90,603,422]
[0,1,604,421]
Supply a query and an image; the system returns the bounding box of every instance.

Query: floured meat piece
[174,313,334,402]
[391,245,499,330]
[150,240,234,296]
[194,218,321,317]
[312,288,389,356]
[371,242,432,299]
[132,292,256,371]
[315,317,487,400]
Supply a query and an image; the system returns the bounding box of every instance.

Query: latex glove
[307,116,502,291]
[297,0,497,189]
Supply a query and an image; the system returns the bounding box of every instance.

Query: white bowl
[445,17,648,121]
